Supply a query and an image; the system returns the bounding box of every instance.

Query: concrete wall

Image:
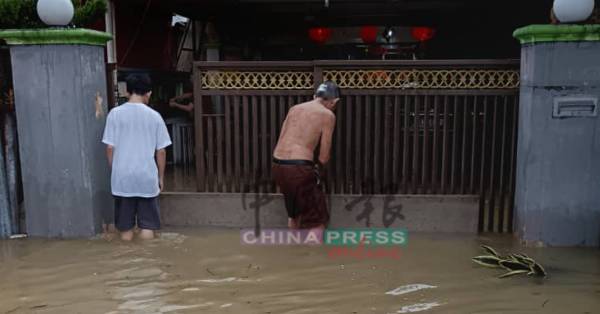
[10,45,112,237]
[516,41,600,247]
[160,193,479,233]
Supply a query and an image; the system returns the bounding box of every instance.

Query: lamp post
[36,0,74,26]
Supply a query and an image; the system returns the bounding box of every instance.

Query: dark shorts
[114,196,161,231]
[272,158,329,229]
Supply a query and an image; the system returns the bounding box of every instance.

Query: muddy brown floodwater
[0,228,599,314]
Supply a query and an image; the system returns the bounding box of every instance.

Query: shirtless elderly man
[272,81,340,230]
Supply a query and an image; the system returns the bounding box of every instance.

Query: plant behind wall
[0,0,107,29]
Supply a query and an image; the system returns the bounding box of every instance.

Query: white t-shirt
[102,102,172,197]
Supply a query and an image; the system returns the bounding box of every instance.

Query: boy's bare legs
[138,229,155,240]
[120,230,134,241]
[101,223,118,241]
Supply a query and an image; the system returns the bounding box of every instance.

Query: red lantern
[309,27,332,44]
[360,25,378,44]
[411,27,435,42]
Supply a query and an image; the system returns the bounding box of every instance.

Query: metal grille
[193,60,520,233]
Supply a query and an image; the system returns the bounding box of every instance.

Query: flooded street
[0,228,599,314]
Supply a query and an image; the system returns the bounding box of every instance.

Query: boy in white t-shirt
[102,74,172,241]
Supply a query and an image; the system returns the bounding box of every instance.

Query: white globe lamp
[37,0,75,26]
[553,0,595,23]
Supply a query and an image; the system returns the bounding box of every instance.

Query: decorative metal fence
[193,60,520,233]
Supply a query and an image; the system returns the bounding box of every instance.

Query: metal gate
[193,60,520,233]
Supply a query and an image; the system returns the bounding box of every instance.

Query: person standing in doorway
[102,74,172,241]
[169,91,194,114]
[272,81,340,231]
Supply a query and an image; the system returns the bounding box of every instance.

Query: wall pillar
[0,29,112,237]
[513,25,600,247]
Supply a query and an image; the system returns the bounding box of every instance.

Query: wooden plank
[382,96,392,193]
[470,96,478,194]
[355,95,363,194]
[252,96,260,192]
[193,72,206,192]
[196,60,315,68]
[362,96,373,194]
[206,117,215,192]
[280,96,288,128]
[497,96,509,232]
[289,95,296,110]
[216,110,225,193]
[197,90,313,96]
[195,59,519,69]
[233,96,241,192]
[487,96,499,232]
[270,96,278,192]
[392,95,401,193]
[460,96,468,194]
[431,95,439,193]
[335,96,344,194]
[507,95,518,233]
[259,96,268,193]
[412,95,420,194]
[421,95,430,194]
[242,96,250,192]
[311,59,520,67]
[450,96,458,194]
[345,96,354,194]
[402,95,409,194]
[478,96,489,232]
[373,96,382,193]
[213,101,222,192]
[224,96,232,192]
[441,95,449,194]
[327,89,519,97]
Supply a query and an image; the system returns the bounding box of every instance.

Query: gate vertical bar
[224,96,232,192]
[487,96,499,232]
[478,96,489,231]
[441,95,449,194]
[233,96,241,192]
[497,95,509,232]
[422,95,430,194]
[193,69,206,191]
[431,95,440,194]
[392,95,401,193]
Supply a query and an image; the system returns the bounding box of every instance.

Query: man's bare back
[272,81,340,230]
[273,99,336,164]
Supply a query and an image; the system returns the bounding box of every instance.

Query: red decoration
[411,27,435,42]
[308,27,332,44]
[360,25,378,44]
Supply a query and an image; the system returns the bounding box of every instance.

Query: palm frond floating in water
[480,244,500,257]
[498,269,530,278]
[472,245,547,279]
[471,255,502,268]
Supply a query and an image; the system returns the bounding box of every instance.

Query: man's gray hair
[315,81,340,100]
